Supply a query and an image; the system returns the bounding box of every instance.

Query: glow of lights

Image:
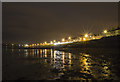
[83,38,86,41]
[53,40,56,43]
[104,30,107,33]
[85,34,88,37]
[19,44,20,47]
[50,41,53,44]
[12,44,14,46]
[25,44,29,47]
[62,38,65,42]
[32,44,34,46]
[54,41,73,45]
[68,37,71,40]
[79,38,82,41]
[93,37,95,39]
[90,36,92,37]
[45,41,47,44]
[58,41,60,43]
[37,43,39,46]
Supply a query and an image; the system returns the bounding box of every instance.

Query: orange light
[83,38,86,41]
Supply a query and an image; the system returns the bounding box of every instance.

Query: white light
[25,44,29,47]
[53,40,56,42]
[85,34,88,37]
[104,30,107,33]
[50,41,53,44]
[44,42,47,44]
[62,38,65,42]
[68,37,71,40]
[54,42,73,45]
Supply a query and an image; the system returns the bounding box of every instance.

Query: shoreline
[3,35,120,49]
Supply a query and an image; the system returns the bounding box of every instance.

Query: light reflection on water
[23,49,116,80]
[3,48,119,80]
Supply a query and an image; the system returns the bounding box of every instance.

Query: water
[2,48,120,80]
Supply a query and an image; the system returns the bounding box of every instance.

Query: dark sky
[2,2,118,44]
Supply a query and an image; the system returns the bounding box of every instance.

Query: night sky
[2,2,118,44]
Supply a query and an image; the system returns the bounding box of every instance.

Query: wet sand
[2,48,120,80]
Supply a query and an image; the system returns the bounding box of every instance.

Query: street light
[58,41,60,43]
[62,38,65,42]
[68,37,71,40]
[37,43,39,46]
[83,38,86,41]
[50,41,53,44]
[53,40,55,42]
[85,34,88,37]
[93,37,95,39]
[104,30,107,33]
[32,44,34,46]
[45,41,47,44]
[40,43,42,45]
[11,43,14,48]
[24,44,29,47]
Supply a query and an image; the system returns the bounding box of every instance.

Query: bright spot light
[85,34,88,37]
[54,42,73,45]
[32,44,34,46]
[53,40,56,42]
[50,41,53,44]
[45,41,47,44]
[58,41,60,43]
[25,44,29,47]
[93,37,95,39]
[37,43,39,46]
[83,38,86,41]
[90,36,92,37]
[104,30,107,33]
[62,38,65,42]
[68,37,71,40]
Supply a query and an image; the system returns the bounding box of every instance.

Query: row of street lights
[42,29,108,46]
[24,30,108,47]
[5,29,108,48]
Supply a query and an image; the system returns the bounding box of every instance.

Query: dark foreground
[2,47,120,80]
